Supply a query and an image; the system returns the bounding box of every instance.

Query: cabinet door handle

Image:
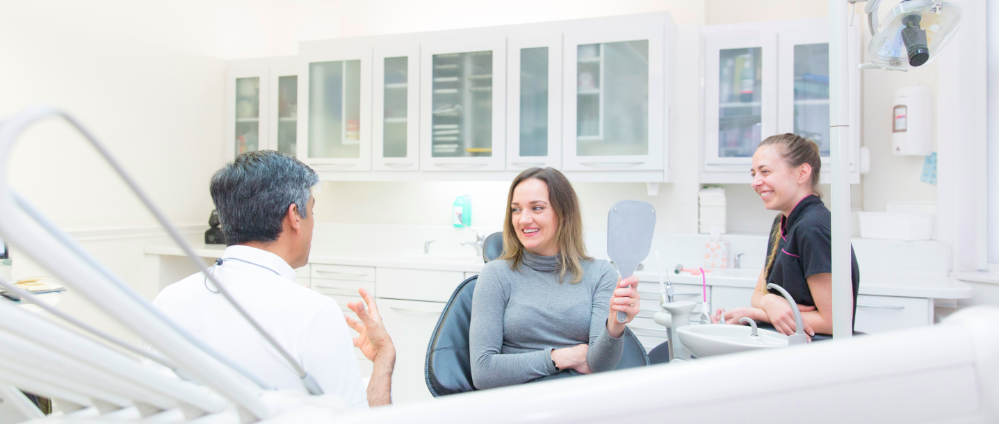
[313,163,357,168]
[510,162,546,167]
[316,270,370,278]
[626,324,668,333]
[434,163,488,169]
[579,161,644,168]
[383,163,414,167]
[389,306,444,315]
[857,303,905,310]
[672,293,701,298]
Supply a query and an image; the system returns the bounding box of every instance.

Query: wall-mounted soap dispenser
[892,85,933,156]
[453,195,472,228]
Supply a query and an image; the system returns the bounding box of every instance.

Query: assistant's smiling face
[510,178,559,256]
[751,144,805,215]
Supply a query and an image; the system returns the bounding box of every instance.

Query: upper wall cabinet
[420,38,506,171]
[701,18,861,183]
[269,59,299,157]
[227,57,298,160]
[298,46,373,171]
[373,44,420,171]
[702,29,778,167]
[562,24,667,172]
[506,33,562,171]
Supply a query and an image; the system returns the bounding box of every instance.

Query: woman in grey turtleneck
[469,168,641,390]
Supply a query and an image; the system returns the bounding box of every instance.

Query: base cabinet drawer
[378,268,465,302]
[377,298,445,405]
[312,278,375,297]
[854,295,932,334]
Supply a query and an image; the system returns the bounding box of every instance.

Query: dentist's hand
[607,276,641,338]
[345,288,396,363]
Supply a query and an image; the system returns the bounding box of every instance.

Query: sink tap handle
[734,253,745,269]
[766,283,807,345]
[424,240,435,254]
[739,317,758,336]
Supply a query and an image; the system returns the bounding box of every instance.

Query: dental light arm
[12,189,273,392]
[0,276,178,372]
[0,107,272,421]
[3,110,320,396]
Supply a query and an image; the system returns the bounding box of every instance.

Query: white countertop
[145,243,973,300]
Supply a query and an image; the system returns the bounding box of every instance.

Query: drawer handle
[580,161,644,168]
[434,163,488,169]
[383,163,414,167]
[316,270,370,278]
[389,306,443,315]
[626,324,668,333]
[857,304,905,310]
[510,162,546,167]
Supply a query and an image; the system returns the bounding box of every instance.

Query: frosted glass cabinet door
[420,38,506,171]
[778,30,830,158]
[703,30,777,166]
[373,44,420,171]
[563,26,665,171]
[506,34,562,171]
[298,46,372,170]
[268,59,298,156]
[226,62,269,160]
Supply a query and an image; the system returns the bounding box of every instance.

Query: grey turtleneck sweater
[469,251,624,390]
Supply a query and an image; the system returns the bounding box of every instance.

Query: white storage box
[857,212,934,241]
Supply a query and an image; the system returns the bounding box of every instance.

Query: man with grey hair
[152,151,395,408]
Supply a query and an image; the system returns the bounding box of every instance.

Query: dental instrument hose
[5,109,317,394]
[0,276,179,372]
[14,190,274,392]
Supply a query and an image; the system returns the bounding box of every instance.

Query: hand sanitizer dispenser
[891,85,932,156]
[453,195,472,228]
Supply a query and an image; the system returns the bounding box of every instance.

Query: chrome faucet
[766,283,808,345]
[460,226,486,257]
[424,240,435,254]
[734,253,745,269]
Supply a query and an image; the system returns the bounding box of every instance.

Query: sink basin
[400,252,483,263]
[677,324,788,358]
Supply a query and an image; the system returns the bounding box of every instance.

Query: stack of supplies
[698,187,727,234]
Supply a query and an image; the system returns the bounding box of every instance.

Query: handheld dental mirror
[607,200,656,323]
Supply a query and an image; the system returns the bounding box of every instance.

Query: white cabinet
[298,45,372,171]
[506,33,562,171]
[854,295,933,335]
[377,298,445,404]
[420,38,506,171]
[702,28,778,168]
[711,286,755,313]
[562,24,668,173]
[373,44,421,171]
[701,18,860,183]
[226,57,298,159]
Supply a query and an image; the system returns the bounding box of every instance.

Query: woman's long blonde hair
[759,133,822,280]
[499,168,591,284]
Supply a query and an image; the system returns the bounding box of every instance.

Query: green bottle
[453,195,472,228]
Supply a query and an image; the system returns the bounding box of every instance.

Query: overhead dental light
[857,0,964,70]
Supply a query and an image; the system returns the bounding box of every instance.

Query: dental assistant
[713,134,860,338]
[469,168,641,390]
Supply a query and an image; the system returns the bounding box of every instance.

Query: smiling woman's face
[751,144,811,215]
[511,178,559,256]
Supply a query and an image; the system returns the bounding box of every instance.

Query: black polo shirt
[765,195,861,331]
